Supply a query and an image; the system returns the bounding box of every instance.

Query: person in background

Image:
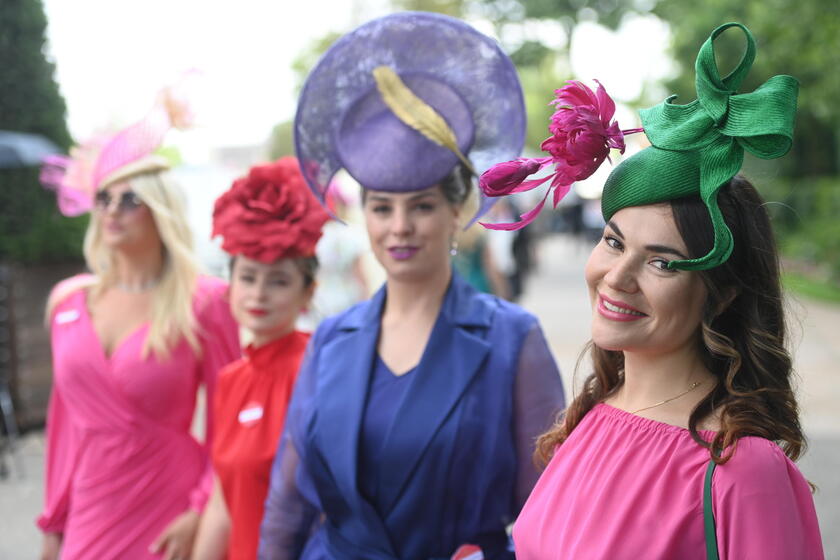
[258,13,565,560]
[37,84,239,560]
[480,23,824,559]
[193,157,329,560]
[452,220,511,300]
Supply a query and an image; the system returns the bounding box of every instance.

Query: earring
[449,237,459,257]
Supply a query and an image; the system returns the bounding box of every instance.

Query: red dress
[211,330,310,560]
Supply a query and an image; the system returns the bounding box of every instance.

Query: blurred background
[1,0,838,557]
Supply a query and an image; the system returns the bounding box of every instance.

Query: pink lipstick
[597,294,647,322]
[388,246,419,260]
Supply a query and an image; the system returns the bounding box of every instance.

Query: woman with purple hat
[258,12,565,560]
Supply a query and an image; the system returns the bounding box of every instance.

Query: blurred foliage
[473,0,635,29]
[0,0,85,264]
[270,31,342,158]
[290,31,343,95]
[394,0,467,17]
[268,120,295,160]
[519,60,569,152]
[651,0,840,177]
[783,272,840,304]
[762,174,840,283]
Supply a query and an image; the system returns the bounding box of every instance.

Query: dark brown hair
[537,175,805,465]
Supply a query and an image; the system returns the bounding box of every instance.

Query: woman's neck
[383,266,452,322]
[251,325,296,349]
[610,344,717,422]
[112,247,164,289]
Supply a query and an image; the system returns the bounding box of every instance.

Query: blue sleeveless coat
[259,273,565,560]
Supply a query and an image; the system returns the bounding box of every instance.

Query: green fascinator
[601,22,799,270]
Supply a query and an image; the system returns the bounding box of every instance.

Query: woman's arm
[40,532,62,560]
[151,279,240,559]
[193,477,231,560]
[512,322,566,511]
[37,280,94,537]
[258,435,318,559]
[36,377,78,538]
[258,332,323,559]
[149,511,200,560]
[713,438,824,559]
[191,279,240,512]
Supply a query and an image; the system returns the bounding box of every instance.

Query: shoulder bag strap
[704,458,720,560]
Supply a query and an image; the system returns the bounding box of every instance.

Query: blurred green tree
[290,31,343,95]
[268,31,342,158]
[268,120,294,160]
[0,0,86,263]
[393,0,467,17]
[652,0,840,177]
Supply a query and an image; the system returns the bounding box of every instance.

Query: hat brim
[295,11,526,203]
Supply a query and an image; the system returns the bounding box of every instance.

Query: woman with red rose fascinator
[37,81,240,560]
[192,157,329,560]
[258,12,565,560]
[481,23,824,559]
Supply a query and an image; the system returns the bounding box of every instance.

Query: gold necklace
[629,381,703,414]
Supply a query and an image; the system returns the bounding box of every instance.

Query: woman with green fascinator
[481,22,824,559]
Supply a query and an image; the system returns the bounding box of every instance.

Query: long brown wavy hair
[536,175,806,466]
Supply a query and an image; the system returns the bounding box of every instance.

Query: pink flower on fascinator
[40,135,109,216]
[479,80,643,231]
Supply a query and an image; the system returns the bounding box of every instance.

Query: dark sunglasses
[94,190,144,213]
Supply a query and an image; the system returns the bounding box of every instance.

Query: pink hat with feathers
[40,73,197,217]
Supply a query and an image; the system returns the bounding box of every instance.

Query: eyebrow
[606,220,689,259]
[367,192,437,203]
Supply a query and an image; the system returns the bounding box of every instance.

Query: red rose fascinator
[212,157,330,263]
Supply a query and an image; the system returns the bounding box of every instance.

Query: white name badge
[238,405,264,426]
[55,309,80,325]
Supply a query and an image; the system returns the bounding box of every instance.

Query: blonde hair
[82,171,201,358]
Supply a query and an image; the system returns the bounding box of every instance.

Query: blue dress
[258,273,565,560]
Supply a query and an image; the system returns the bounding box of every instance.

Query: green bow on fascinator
[601,22,799,270]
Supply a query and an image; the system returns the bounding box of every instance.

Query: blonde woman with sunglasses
[38,92,240,560]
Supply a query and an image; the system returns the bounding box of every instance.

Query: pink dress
[513,403,824,559]
[37,275,240,559]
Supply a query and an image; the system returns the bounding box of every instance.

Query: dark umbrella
[0,130,61,168]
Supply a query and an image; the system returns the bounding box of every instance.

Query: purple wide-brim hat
[295,11,526,204]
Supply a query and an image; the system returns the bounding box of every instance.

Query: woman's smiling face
[585,203,708,356]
